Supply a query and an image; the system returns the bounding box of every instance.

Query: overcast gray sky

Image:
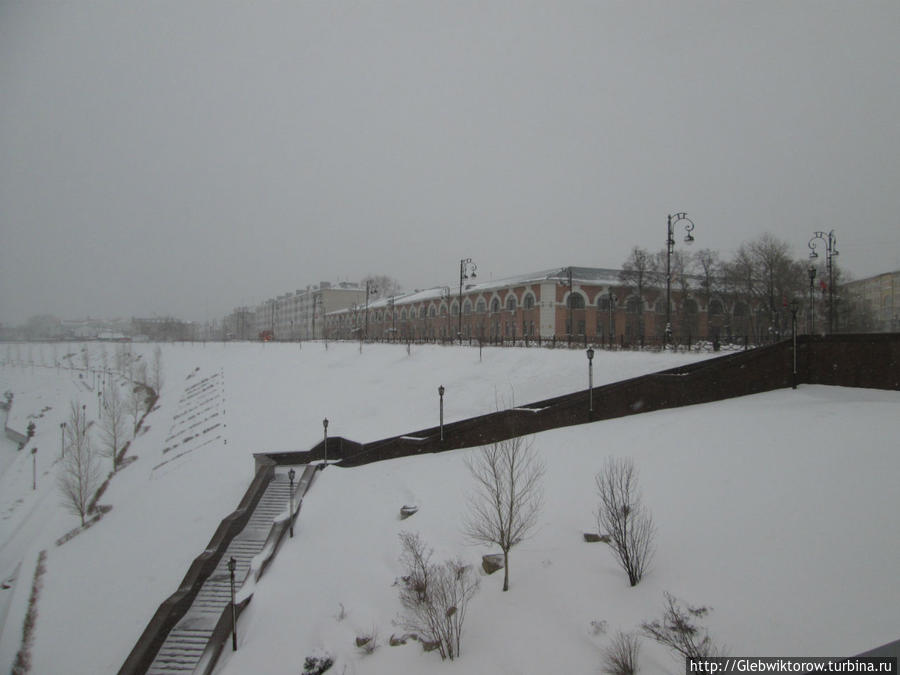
[2,1,898,325]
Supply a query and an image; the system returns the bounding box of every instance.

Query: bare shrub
[398,532,479,661]
[463,435,544,591]
[595,457,655,586]
[640,592,721,660]
[602,630,641,675]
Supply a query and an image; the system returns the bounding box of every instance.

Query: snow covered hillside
[0,342,897,674]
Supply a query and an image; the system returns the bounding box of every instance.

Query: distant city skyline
[2,1,899,325]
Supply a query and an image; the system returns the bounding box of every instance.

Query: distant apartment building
[248,282,366,341]
[843,270,900,332]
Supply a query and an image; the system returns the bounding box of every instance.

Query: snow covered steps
[146,472,297,675]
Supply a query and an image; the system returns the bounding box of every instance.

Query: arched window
[476,299,486,313]
[429,305,437,317]
[597,295,613,311]
[709,298,724,316]
[568,294,585,309]
[400,309,408,321]
[626,297,642,314]
[523,294,535,310]
[683,298,698,314]
[440,303,448,316]
[506,296,517,312]
[490,298,500,313]
[463,300,472,315]
[451,301,459,316]
[655,299,668,314]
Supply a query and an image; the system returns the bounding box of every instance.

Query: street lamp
[807,264,817,334]
[665,213,696,348]
[808,230,838,333]
[586,348,594,413]
[607,291,616,349]
[288,468,296,537]
[364,280,379,341]
[458,258,477,342]
[60,422,66,457]
[322,417,329,466]
[387,297,396,341]
[567,267,574,344]
[227,556,237,651]
[790,299,799,390]
[438,385,445,441]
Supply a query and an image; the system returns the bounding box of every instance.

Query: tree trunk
[502,549,509,592]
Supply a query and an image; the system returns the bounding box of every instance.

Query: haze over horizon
[2,1,899,325]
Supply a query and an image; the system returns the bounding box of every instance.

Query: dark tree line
[619,232,873,344]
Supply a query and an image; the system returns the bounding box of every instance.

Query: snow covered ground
[0,342,897,674]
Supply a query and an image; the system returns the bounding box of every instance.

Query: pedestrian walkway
[146,472,295,674]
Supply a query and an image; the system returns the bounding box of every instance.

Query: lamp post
[365,280,378,341]
[288,468,296,537]
[322,417,329,466]
[60,422,66,457]
[32,447,37,490]
[567,267,574,345]
[790,299,799,390]
[586,347,594,413]
[808,230,838,333]
[607,291,616,349]
[665,213,696,348]
[227,556,237,651]
[98,390,102,419]
[438,385,445,441]
[807,264,817,334]
[458,258,477,342]
[387,297,396,341]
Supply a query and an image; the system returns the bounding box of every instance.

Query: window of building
[568,294,585,309]
[490,298,500,313]
[506,296,517,312]
[523,294,535,309]
[476,299,486,313]
[463,300,472,315]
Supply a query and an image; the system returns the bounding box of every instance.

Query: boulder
[389,633,415,646]
[355,636,372,648]
[583,533,611,543]
[482,553,505,574]
[400,505,418,519]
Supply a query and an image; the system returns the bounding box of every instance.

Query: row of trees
[619,232,873,343]
[57,349,159,526]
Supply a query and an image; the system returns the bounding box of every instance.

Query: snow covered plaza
[1,338,898,674]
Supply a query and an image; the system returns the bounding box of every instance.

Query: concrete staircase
[146,473,294,674]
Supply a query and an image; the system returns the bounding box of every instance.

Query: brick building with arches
[325,267,743,346]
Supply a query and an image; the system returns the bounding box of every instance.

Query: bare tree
[619,247,655,343]
[602,630,641,675]
[641,592,720,660]
[98,384,126,470]
[464,435,544,592]
[361,273,403,300]
[128,384,149,435]
[58,402,101,526]
[398,532,479,661]
[595,457,655,587]
[151,345,164,393]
